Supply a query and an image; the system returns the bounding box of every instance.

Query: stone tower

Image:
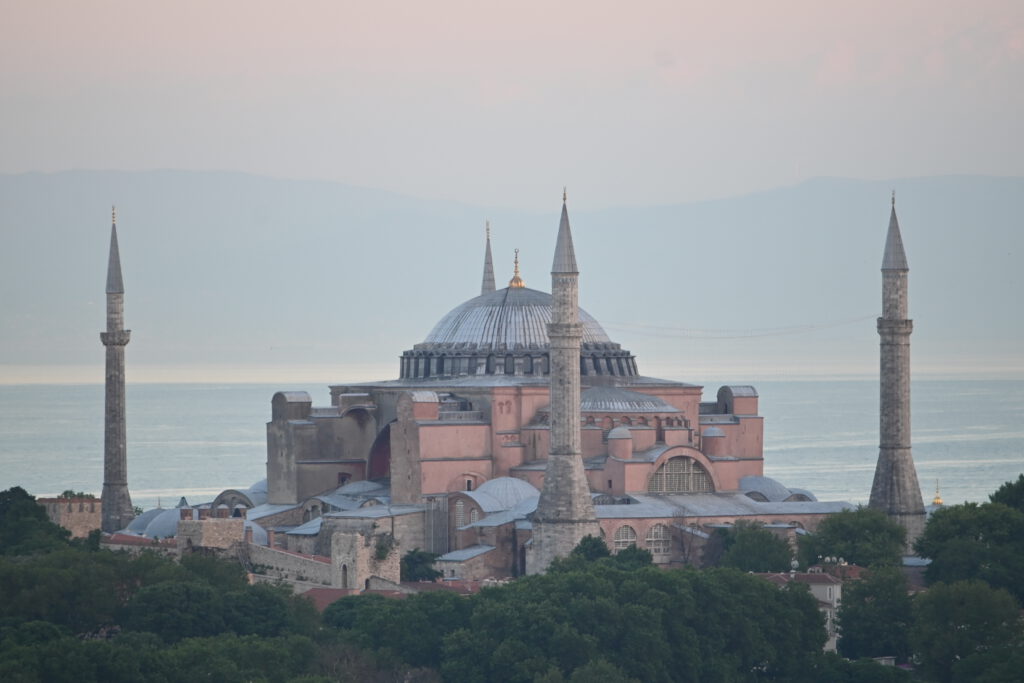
[481,221,496,294]
[526,193,600,574]
[869,194,925,547]
[100,208,134,533]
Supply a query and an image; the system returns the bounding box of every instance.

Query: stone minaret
[100,207,134,533]
[481,221,496,294]
[526,192,600,574]
[869,194,925,547]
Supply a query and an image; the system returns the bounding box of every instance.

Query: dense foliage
[836,566,913,662]
[911,580,1022,683]
[717,521,794,572]
[401,548,443,582]
[989,473,1024,511]
[6,479,1024,682]
[913,501,1024,602]
[798,507,905,567]
[329,563,829,682]
[0,487,71,555]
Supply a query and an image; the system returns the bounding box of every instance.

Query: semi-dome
[400,286,638,380]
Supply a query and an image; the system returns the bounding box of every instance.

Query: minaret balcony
[101,330,131,346]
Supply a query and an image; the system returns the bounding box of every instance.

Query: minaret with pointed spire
[100,207,134,533]
[526,190,600,574]
[869,193,925,548]
[481,221,496,295]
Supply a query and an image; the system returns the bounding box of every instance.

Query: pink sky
[2,0,1022,207]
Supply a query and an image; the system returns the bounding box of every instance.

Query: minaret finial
[112,205,117,226]
[891,189,895,207]
[509,248,526,288]
[933,479,943,506]
[563,187,567,203]
[481,221,496,294]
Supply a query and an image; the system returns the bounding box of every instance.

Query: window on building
[646,524,670,555]
[613,525,637,552]
[647,456,713,493]
[470,508,479,524]
[466,479,473,491]
[455,500,465,527]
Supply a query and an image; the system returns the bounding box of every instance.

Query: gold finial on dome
[933,479,943,506]
[509,248,526,288]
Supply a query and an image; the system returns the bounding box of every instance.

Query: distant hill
[1,171,1021,382]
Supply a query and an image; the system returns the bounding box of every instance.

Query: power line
[601,315,875,340]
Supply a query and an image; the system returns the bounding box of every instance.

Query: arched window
[455,500,465,527]
[436,355,445,375]
[613,525,637,552]
[505,355,514,374]
[646,524,670,555]
[470,508,479,524]
[647,456,713,493]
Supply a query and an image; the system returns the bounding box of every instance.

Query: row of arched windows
[454,500,480,528]
[612,523,672,555]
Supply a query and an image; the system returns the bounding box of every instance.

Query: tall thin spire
[870,194,924,549]
[551,191,578,274]
[481,221,496,294]
[526,193,599,574]
[106,206,125,294]
[882,194,909,271]
[101,208,134,533]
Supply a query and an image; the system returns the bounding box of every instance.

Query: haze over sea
[1,378,1021,512]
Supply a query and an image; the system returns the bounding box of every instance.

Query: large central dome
[400,286,637,380]
[423,286,611,347]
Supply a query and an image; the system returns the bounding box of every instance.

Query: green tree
[570,535,611,561]
[58,490,96,499]
[911,580,1022,683]
[990,474,1024,512]
[836,566,912,661]
[0,486,70,555]
[401,548,443,582]
[719,521,793,572]
[121,581,226,642]
[799,507,905,568]
[914,502,1024,602]
[608,545,653,570]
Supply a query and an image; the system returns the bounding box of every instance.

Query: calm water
[1,381,1021,510]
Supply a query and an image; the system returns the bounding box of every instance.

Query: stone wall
[330,530,401,589]
[246,544,334,586]
[38,497,101,538]
[177,518,244,552]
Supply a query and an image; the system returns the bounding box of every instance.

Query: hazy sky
[3,1,1022,208]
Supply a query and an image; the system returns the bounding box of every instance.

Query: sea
[1,380,1022,511]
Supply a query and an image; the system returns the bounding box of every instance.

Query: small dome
[141,508,181,539]
[422,287,610,348]
[126,507,164,533]
[245,521,268,546]
[469,477,540,511]
[607,426,632,440]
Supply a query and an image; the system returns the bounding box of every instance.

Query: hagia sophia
[94,193,925,590]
